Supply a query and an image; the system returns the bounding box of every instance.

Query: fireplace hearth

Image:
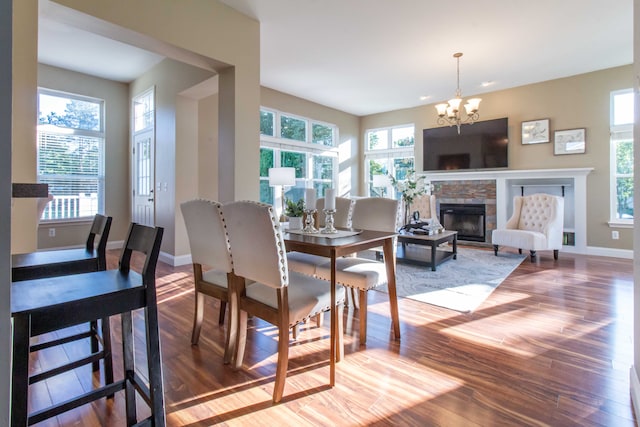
[439,203,486,242]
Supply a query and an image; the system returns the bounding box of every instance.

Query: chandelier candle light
[435,52,481,134]
[303,188,318,233]
[321,188,338,234]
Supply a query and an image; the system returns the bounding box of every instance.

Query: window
[364,125,415,198]
[259,108,338,206]
[610,89,634,225]
[37,89,105,221]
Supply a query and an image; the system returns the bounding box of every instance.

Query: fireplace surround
[439,203,486,242]
[424,168,592,253]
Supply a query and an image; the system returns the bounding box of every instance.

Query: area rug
[376,247,526,313]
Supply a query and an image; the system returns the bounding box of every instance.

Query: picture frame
[554,128,586,155]
[521,119,550,144]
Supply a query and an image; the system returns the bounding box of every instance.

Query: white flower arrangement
[388,169,428,206]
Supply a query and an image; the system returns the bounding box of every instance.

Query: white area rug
[376,247,526,313]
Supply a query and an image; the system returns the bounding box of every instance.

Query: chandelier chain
[434,52,481,134]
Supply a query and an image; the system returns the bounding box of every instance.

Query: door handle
[148,198,154,202]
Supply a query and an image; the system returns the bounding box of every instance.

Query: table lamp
[268,167,296,222]
[372,174,390,197]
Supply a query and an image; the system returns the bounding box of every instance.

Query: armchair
[491,193,564,261]
[410,194,437,220]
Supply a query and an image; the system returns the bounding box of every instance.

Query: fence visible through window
[41,193,98,220]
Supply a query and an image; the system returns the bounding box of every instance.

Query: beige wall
[174,94,199,258]
[197,93,219,202]
[11,0,38,253]
[130,59,215,256]
[36,64,131,248]
[260,87,361,197]
[1,0,12,422]
[361,65,634,250]
[10,0,261,253]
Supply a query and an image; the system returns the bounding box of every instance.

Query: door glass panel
[136,136,151,197]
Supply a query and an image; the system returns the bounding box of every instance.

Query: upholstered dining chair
[286,196,354,277]
[180,199,237,363]
[222,200,345,403]
[492,193,564,261]
[314,197,400,346]
[315,196,354,228]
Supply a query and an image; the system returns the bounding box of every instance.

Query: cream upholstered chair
[314,197,400,346]
[180,199,236,363]
[222,200,345,403]
[315,196,354,228]
[410,194,437,220]
[492,193,564,261]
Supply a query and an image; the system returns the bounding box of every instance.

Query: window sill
[607,221,633,229]
[39,217,94,227]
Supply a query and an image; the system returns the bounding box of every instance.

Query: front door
[132,88,155,226]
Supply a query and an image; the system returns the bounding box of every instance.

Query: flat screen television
[422,117,509,172]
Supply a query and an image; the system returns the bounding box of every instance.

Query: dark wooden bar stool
[11,222,165,426]
[11,214,113,375]
[12,213,112,281]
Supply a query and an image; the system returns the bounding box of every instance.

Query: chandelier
[435,52,481,134]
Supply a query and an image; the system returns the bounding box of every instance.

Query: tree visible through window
[37,89,104,220]
[259,108,338,208]
[365,125,416,198]
[610,89,634,223]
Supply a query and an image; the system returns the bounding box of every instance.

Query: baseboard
[158,251,192,267]
[106,240,124,251]
[460,242,632,260]
[630,366,640,421]
[586,246,633,259]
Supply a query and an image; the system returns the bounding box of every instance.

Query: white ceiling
[38,0,633,117]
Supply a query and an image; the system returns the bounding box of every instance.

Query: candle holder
[302,209,319,233]
[321,209,338,234]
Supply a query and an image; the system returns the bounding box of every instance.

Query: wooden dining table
[283,228,400,387]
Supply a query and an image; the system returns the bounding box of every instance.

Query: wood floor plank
[24,248,637,426]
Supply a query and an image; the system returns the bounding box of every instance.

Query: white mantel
[422,168,594,254]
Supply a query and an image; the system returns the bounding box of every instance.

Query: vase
[404,202,411,225]
[288,216,303,230]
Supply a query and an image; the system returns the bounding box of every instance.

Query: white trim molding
[631,366,640,422]
[423,168,593,254]
[159,251,192,267]
[586,246,634,259]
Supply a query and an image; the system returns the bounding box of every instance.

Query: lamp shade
[466,98,481,112]
[435,103,448,116]
[268,167,296,186]
[372,174,390,188]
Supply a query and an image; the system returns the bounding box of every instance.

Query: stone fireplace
[432,179,496,244]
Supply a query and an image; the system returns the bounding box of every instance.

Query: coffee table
[396,230,457,271]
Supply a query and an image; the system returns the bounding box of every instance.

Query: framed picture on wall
[521,119,550,144]
[554,128,586,155]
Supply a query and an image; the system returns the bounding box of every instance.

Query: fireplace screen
[439,203,486,242]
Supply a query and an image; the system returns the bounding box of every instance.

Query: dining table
[283,228,400,387]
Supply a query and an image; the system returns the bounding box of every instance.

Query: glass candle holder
[302,209,318,233]
[321,209,338,234]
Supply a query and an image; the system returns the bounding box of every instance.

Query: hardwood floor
[26,247,636,426]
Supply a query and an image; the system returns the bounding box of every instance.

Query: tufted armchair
[410,194,437,220]
[491,193,564,261]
